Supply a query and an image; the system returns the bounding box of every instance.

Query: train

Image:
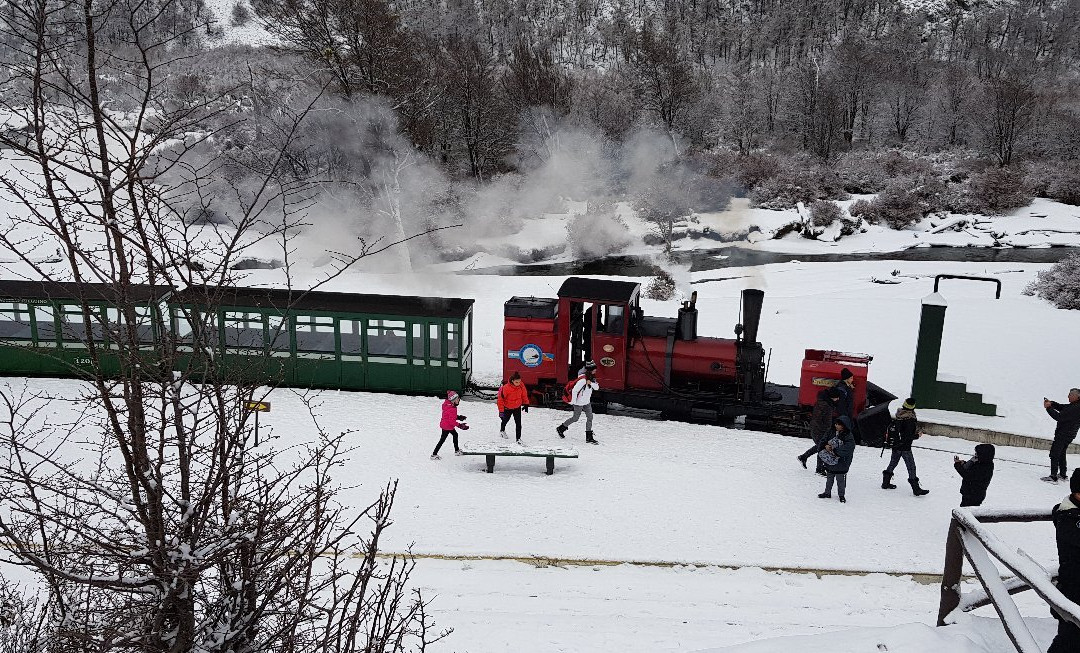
[0,277,894,441]
[503,277,896,442]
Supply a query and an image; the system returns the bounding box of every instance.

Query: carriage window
[447,322,459,359]
[295,316,335,353]
[34,306,56,343]
[367,320,406,356]
[223,311,264,348]
[428,323,442,359]
[340,319,363,355]
[0,302,32,339]
[60,305,105,342]
[465,312,472,349]
[411,323,424,359]
[172,309,194,343]
[267,315,288,351]
[130,306,156,344]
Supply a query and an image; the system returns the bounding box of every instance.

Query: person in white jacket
[556,361,600,444]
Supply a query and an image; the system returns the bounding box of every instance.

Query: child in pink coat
[432,390,468,459]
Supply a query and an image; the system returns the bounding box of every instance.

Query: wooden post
[938,516,964,626]
[546,456,554,475]
[485,454,495,473]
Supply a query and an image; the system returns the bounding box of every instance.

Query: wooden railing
[938,508,1080,652]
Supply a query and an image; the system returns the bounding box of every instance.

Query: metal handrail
[933,274,1002,299]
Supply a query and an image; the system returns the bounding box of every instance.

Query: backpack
[817,436,841,466]
[883,419,900,449]
[562,375,586,404]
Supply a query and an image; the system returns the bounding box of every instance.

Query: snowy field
[2,376,1071,652]
[407,558,1059,652]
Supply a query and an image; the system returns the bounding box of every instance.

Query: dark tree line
[247,0,1080,179]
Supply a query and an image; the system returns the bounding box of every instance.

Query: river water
[463,246,1080,277]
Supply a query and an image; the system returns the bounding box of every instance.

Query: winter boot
[909,478,930,496]
[797,454,808,469]
[585,431,599,445]
[817,492,831,499]
[500,430,508,439]
[556,424,568,438]
[881,471,897,490]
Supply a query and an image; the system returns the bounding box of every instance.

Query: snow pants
[432,429,459,456]
[1049,613,1080,653]
[885,449,918,481]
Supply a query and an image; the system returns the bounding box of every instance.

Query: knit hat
[840,368,853,381]
[447,390,459,402]
[1071,468,1080,494]
[903,398,916,410]
[584,360,597,371]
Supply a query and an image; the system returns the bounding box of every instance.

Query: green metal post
[911,293,947,409]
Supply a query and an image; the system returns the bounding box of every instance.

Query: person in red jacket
[432,390,468,460]
[497,371,530,443]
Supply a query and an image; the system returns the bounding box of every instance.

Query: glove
[499,411,505,421]
[522,406,529,413]
[457,414,467,420]
[458,423,469,430]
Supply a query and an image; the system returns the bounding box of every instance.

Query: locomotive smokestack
[677,290,699,340]
[740,289,764,344]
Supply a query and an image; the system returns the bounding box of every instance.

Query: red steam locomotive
[502,277,896,440]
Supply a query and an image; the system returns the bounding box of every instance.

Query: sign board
[245,401,271,412]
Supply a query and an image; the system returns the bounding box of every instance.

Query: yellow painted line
[370,551,955,585]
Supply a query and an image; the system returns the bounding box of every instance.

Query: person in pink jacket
[432,390,468,459]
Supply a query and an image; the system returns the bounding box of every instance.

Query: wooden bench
[460,445,579,475]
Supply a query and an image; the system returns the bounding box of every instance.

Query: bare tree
[633,18,698,135]
[0,0,450,650]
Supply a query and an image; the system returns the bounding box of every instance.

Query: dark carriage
[0,280,474,395]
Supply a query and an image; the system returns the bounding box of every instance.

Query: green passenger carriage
[0,280,474,394]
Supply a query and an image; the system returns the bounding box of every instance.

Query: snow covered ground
[1,377,1070,652]
[408,557,1058,653]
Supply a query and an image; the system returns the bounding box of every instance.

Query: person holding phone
[1044,389,1080,483]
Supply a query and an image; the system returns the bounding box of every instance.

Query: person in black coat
[954,443,995,507]
[1049,468,1080,653]
[835,368,856,430]
[797,387,840,474]
[882,398,929,496]
[817,418,856,503]
[1043,389,1080,483]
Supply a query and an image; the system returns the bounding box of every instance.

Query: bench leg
[486,454,495,473]
[546,456,554,475]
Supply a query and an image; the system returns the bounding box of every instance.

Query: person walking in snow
[432,390,468,459]
[1049,468,1080,653]
[497,371,530,443]
[817,418,855,503]
[835,367,856,433]
[954,443,995,507]
[797,387,840,474]
[881,398,929,496]
[1043,388,1080,483]
[557,361,600,444]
